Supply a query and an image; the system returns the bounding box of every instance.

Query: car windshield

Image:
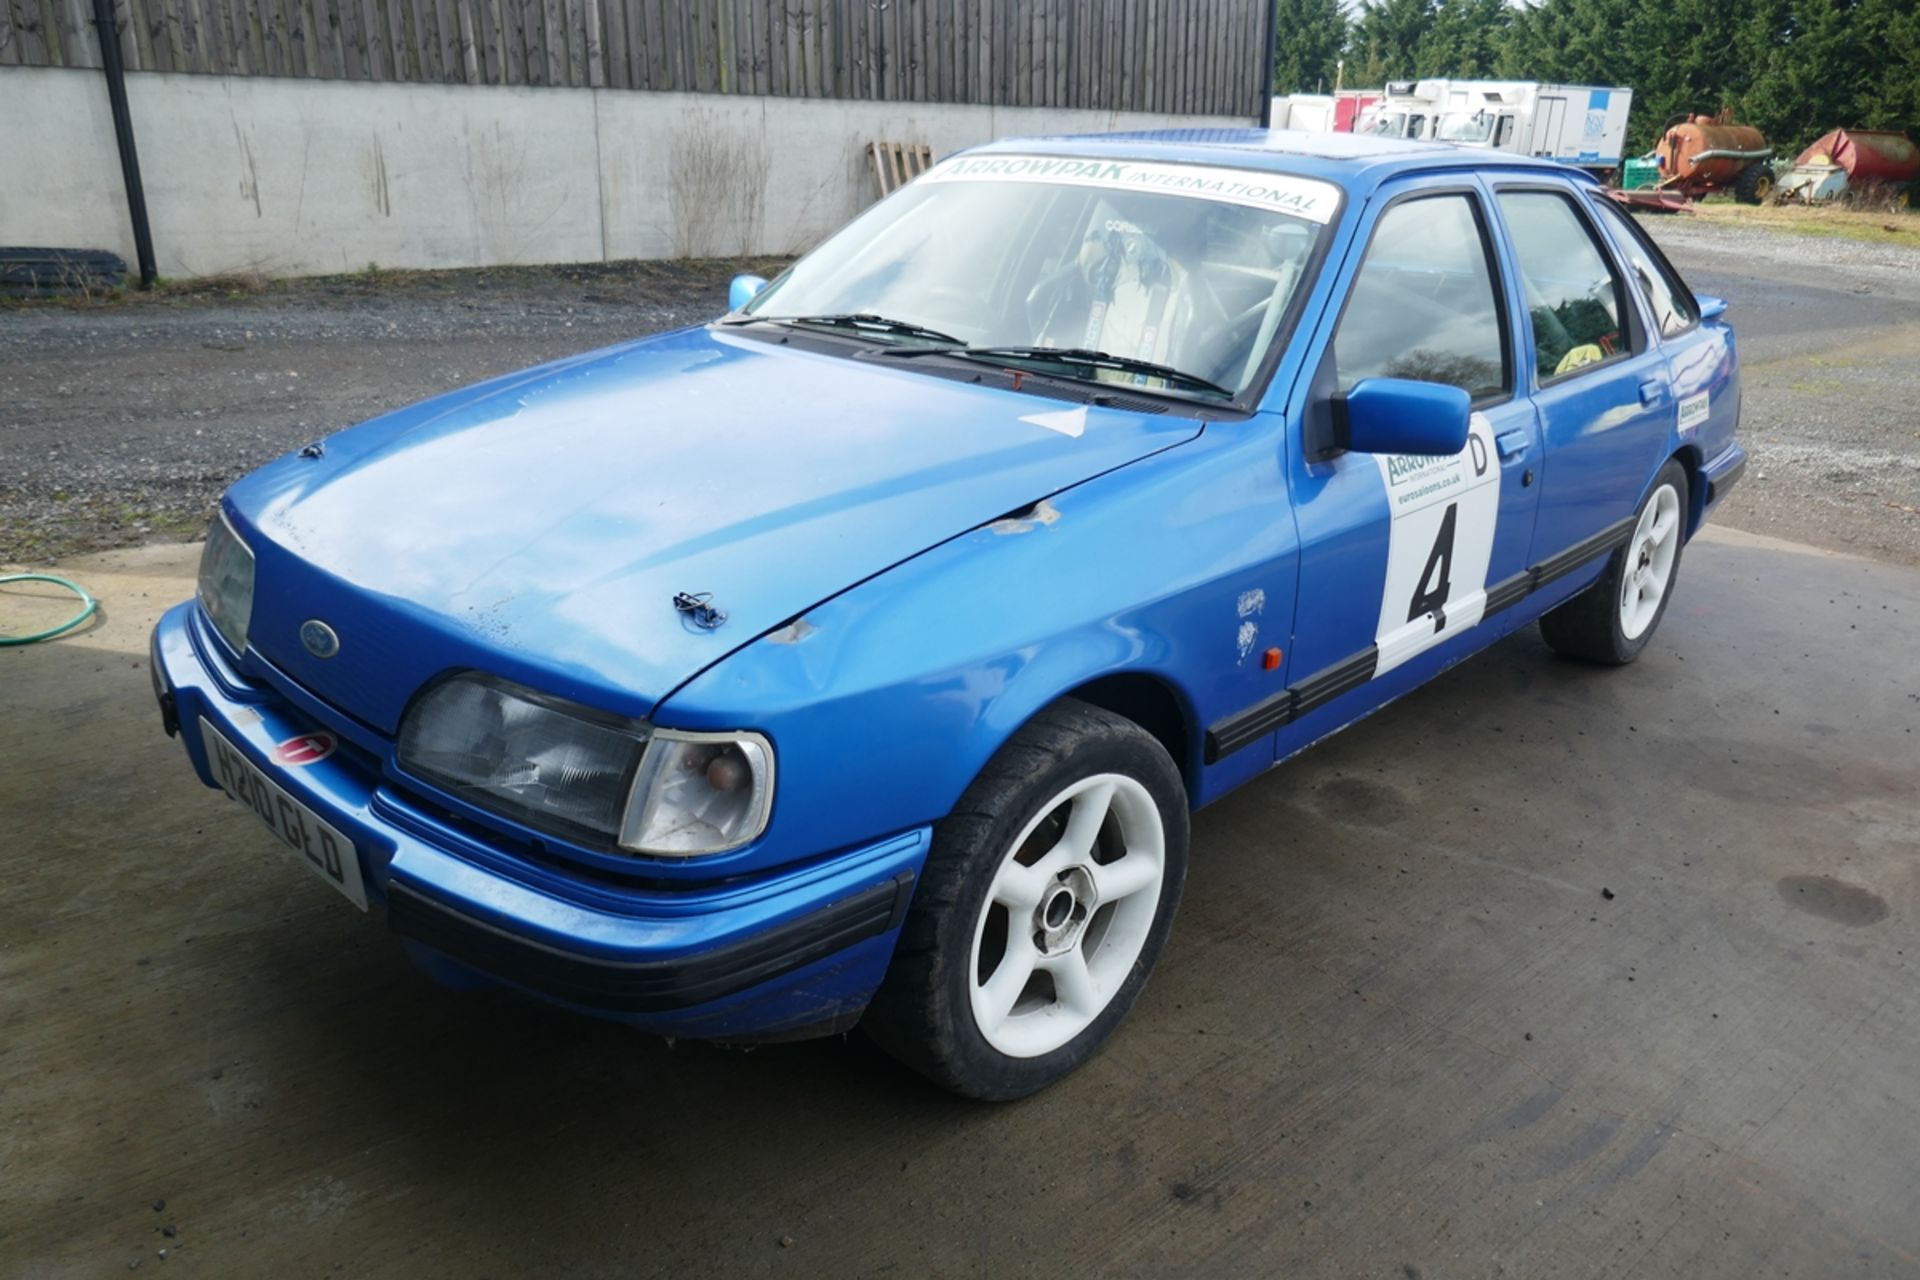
[739,154,1340,398]
[1438,112,1495,144]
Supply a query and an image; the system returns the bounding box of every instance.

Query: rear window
[1496,190,1632,382]
[1590,197,1700,338]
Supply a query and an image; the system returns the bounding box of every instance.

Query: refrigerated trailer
[1270,90,1386,134]
[1432,81,1633,176]
[1359,80,1633,177]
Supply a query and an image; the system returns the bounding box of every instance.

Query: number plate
[200,717,368,911]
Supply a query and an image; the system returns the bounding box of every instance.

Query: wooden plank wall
[0,0,1267,116]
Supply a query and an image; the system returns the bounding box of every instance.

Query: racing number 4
[1370,415,1500,678]
[1408,502,1458,631]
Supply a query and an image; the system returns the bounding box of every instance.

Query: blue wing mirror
[1696,294,1728,322]
[1338,378,1471,457]
[728,274,769,312]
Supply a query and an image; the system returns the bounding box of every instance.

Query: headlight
[619,730,775,856]
[397,673,773,857]
[399,674,650,845]
[197,510,254,654]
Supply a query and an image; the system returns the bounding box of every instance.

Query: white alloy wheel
[967,773,1167,1058]
[1619,482,1682,640]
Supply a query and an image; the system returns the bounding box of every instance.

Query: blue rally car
[152,130,1745,1099]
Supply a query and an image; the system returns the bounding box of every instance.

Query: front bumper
[150,601,927,1039]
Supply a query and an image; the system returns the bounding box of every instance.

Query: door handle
[1495,428,1531,459]
[1638,379,1665,407]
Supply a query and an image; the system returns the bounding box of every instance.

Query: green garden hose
[0,573,98,645]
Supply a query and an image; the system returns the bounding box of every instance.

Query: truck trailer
[1362,80,1633,178]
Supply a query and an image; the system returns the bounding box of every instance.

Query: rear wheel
[1539,459,1689,665]
[1735,162,1774,205]
[863,699,1188,1100]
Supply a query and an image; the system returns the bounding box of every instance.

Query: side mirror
[1338,377,1471,457]
[1696,294,1728,322]
[728,274,769,311]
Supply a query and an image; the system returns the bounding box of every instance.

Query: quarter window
[1331,193,1508,401]
[1590,197,1700,338]
[1497,190,1631,381]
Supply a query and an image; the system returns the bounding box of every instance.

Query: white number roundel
[1370,412,1501,675]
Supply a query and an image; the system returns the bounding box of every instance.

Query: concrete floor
[3,526,1918,1277]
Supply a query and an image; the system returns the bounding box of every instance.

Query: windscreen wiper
[882,343,1234,399]
[757,313,968,346]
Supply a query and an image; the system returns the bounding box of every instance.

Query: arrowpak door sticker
[1371,413,1501,676]
[921,155,1342,224]
[1677,391,1709,436]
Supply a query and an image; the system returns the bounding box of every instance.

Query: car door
[1259,177,1542,758]
[1490,182,1670,572]
[1586,194,1741,471]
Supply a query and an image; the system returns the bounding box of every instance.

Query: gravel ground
[1641,217,1920,566]
[3,223,1917,566]
[0,259,783,561]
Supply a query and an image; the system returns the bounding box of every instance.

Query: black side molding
[386,872,914,1014]
[1203,648,1382,763]
[1202,515,1637,764]
[1532,516,1636,590]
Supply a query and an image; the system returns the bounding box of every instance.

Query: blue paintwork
[1343,378,1470,456]
[728,274,769,310]
[151,129,1744,1038]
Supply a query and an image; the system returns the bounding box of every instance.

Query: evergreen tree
[1418,0,1510,77]
[1270,0,1351,94]
[1335,0,1919,157]
[1492,0,1918,154]
[1351,0,1437,84]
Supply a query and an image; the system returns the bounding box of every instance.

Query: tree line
[1271,0,1920,155]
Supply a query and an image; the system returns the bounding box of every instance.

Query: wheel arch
[1058,671,1200,798]
[1669,442,1707,537]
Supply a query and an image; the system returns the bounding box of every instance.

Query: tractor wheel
[1734,162,1774,205]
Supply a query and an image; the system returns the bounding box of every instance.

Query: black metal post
[89,0,157,290]
[1258,0,1279,127]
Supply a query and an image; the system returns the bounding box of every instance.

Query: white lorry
[1366,79,1634,177]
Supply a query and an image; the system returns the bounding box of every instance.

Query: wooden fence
[0,0,1268,116]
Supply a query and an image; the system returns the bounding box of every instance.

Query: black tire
[1734,162,1774,205]
[1539,459,1690,666]
[862,698,1189,1100]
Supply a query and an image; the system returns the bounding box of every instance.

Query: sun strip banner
[920,154,1342,224]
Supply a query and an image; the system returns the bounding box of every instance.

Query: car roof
[965,128,1594,197]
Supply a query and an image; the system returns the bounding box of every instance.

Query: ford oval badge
[300,619,341,659]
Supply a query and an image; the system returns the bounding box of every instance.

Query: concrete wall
[0,66,1249,279]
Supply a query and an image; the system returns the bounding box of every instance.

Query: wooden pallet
[867,141,935,199]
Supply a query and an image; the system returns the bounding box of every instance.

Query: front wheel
[863,699,1189,1100]
[1539,459,1689,665]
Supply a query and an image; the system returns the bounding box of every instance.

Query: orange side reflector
[1263,647,1283,671]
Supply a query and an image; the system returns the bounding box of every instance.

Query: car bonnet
[224,325,1204,732]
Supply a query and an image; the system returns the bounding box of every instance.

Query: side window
[1496,190,1632,381]
[1494,115,1515,148]
[1590,197,1700,338]
[1331,193,1508,402]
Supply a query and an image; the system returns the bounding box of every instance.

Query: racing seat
[1034,228,1196,373]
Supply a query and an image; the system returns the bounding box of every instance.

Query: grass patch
[1689,201,1920,248]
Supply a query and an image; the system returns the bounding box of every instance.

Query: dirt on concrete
[3,222,1918,568]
